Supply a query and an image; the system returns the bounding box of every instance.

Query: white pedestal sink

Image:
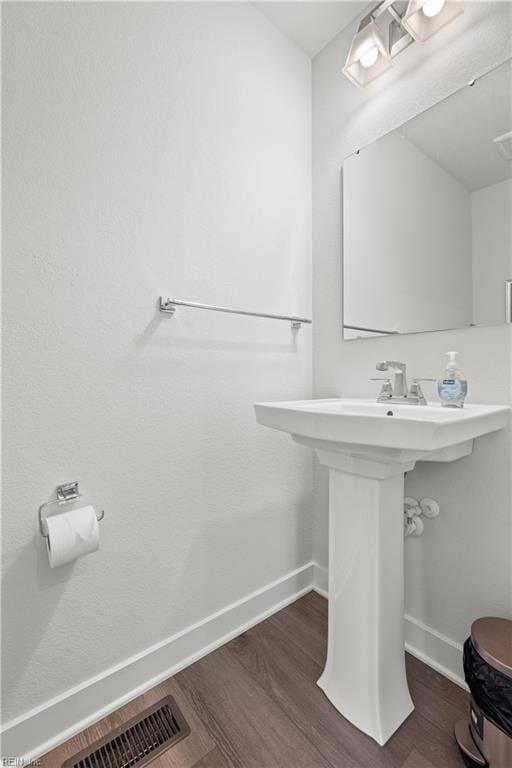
[254,398,509,745]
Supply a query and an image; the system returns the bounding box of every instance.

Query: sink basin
[254,397,509,745]
[255,398,509,463]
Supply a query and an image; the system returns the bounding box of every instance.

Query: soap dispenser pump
[437,351,468,408]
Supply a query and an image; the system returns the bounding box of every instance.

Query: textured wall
[313,2,512,646]
[2,2,312,723]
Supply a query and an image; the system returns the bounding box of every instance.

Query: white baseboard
[404,614,466,690]
[1,562,315,761]
[311,562,466,690]
[312,561,328,598]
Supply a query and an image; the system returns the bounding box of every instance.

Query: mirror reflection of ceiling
[400,59,512,192]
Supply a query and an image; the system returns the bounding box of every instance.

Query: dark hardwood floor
[40,592,468,768]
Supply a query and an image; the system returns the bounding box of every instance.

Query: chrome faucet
[372,361,435,405]
[376,360,408,397]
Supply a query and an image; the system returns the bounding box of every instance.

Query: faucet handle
[411,377,436,386]
[409,378,436,404]
[370,377,393,398]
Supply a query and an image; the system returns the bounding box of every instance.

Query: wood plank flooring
[40,592,467,768]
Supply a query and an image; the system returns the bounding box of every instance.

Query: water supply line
[404,496,440,538]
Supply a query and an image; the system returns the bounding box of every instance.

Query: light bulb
[422,0,446,17]
[359,46,379,68]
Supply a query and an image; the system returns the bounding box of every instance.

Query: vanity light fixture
[342,0,463,88]
[402,0,464,42]
[342,19,392,88]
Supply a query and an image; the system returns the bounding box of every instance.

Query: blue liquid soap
[437,351,468,408]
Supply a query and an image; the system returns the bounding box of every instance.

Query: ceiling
[252,1,370,58]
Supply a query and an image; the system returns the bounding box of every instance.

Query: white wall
[313,1,512,675]
[472,178,512,326]
[344,132,472,337]
[2,0,312,746]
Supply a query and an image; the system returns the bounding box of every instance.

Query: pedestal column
[316,448,415,746]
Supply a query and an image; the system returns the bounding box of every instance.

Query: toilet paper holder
[38,481,105,538]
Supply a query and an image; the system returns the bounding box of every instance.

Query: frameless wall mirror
[342,58,512,340]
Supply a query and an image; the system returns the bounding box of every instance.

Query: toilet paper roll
[46,505,100,568]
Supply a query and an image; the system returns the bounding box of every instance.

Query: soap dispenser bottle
[437,351,468,408]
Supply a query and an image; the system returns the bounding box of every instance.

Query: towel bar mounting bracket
[160,298,176,315]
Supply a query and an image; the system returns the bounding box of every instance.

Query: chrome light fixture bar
[342,0,463,88]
